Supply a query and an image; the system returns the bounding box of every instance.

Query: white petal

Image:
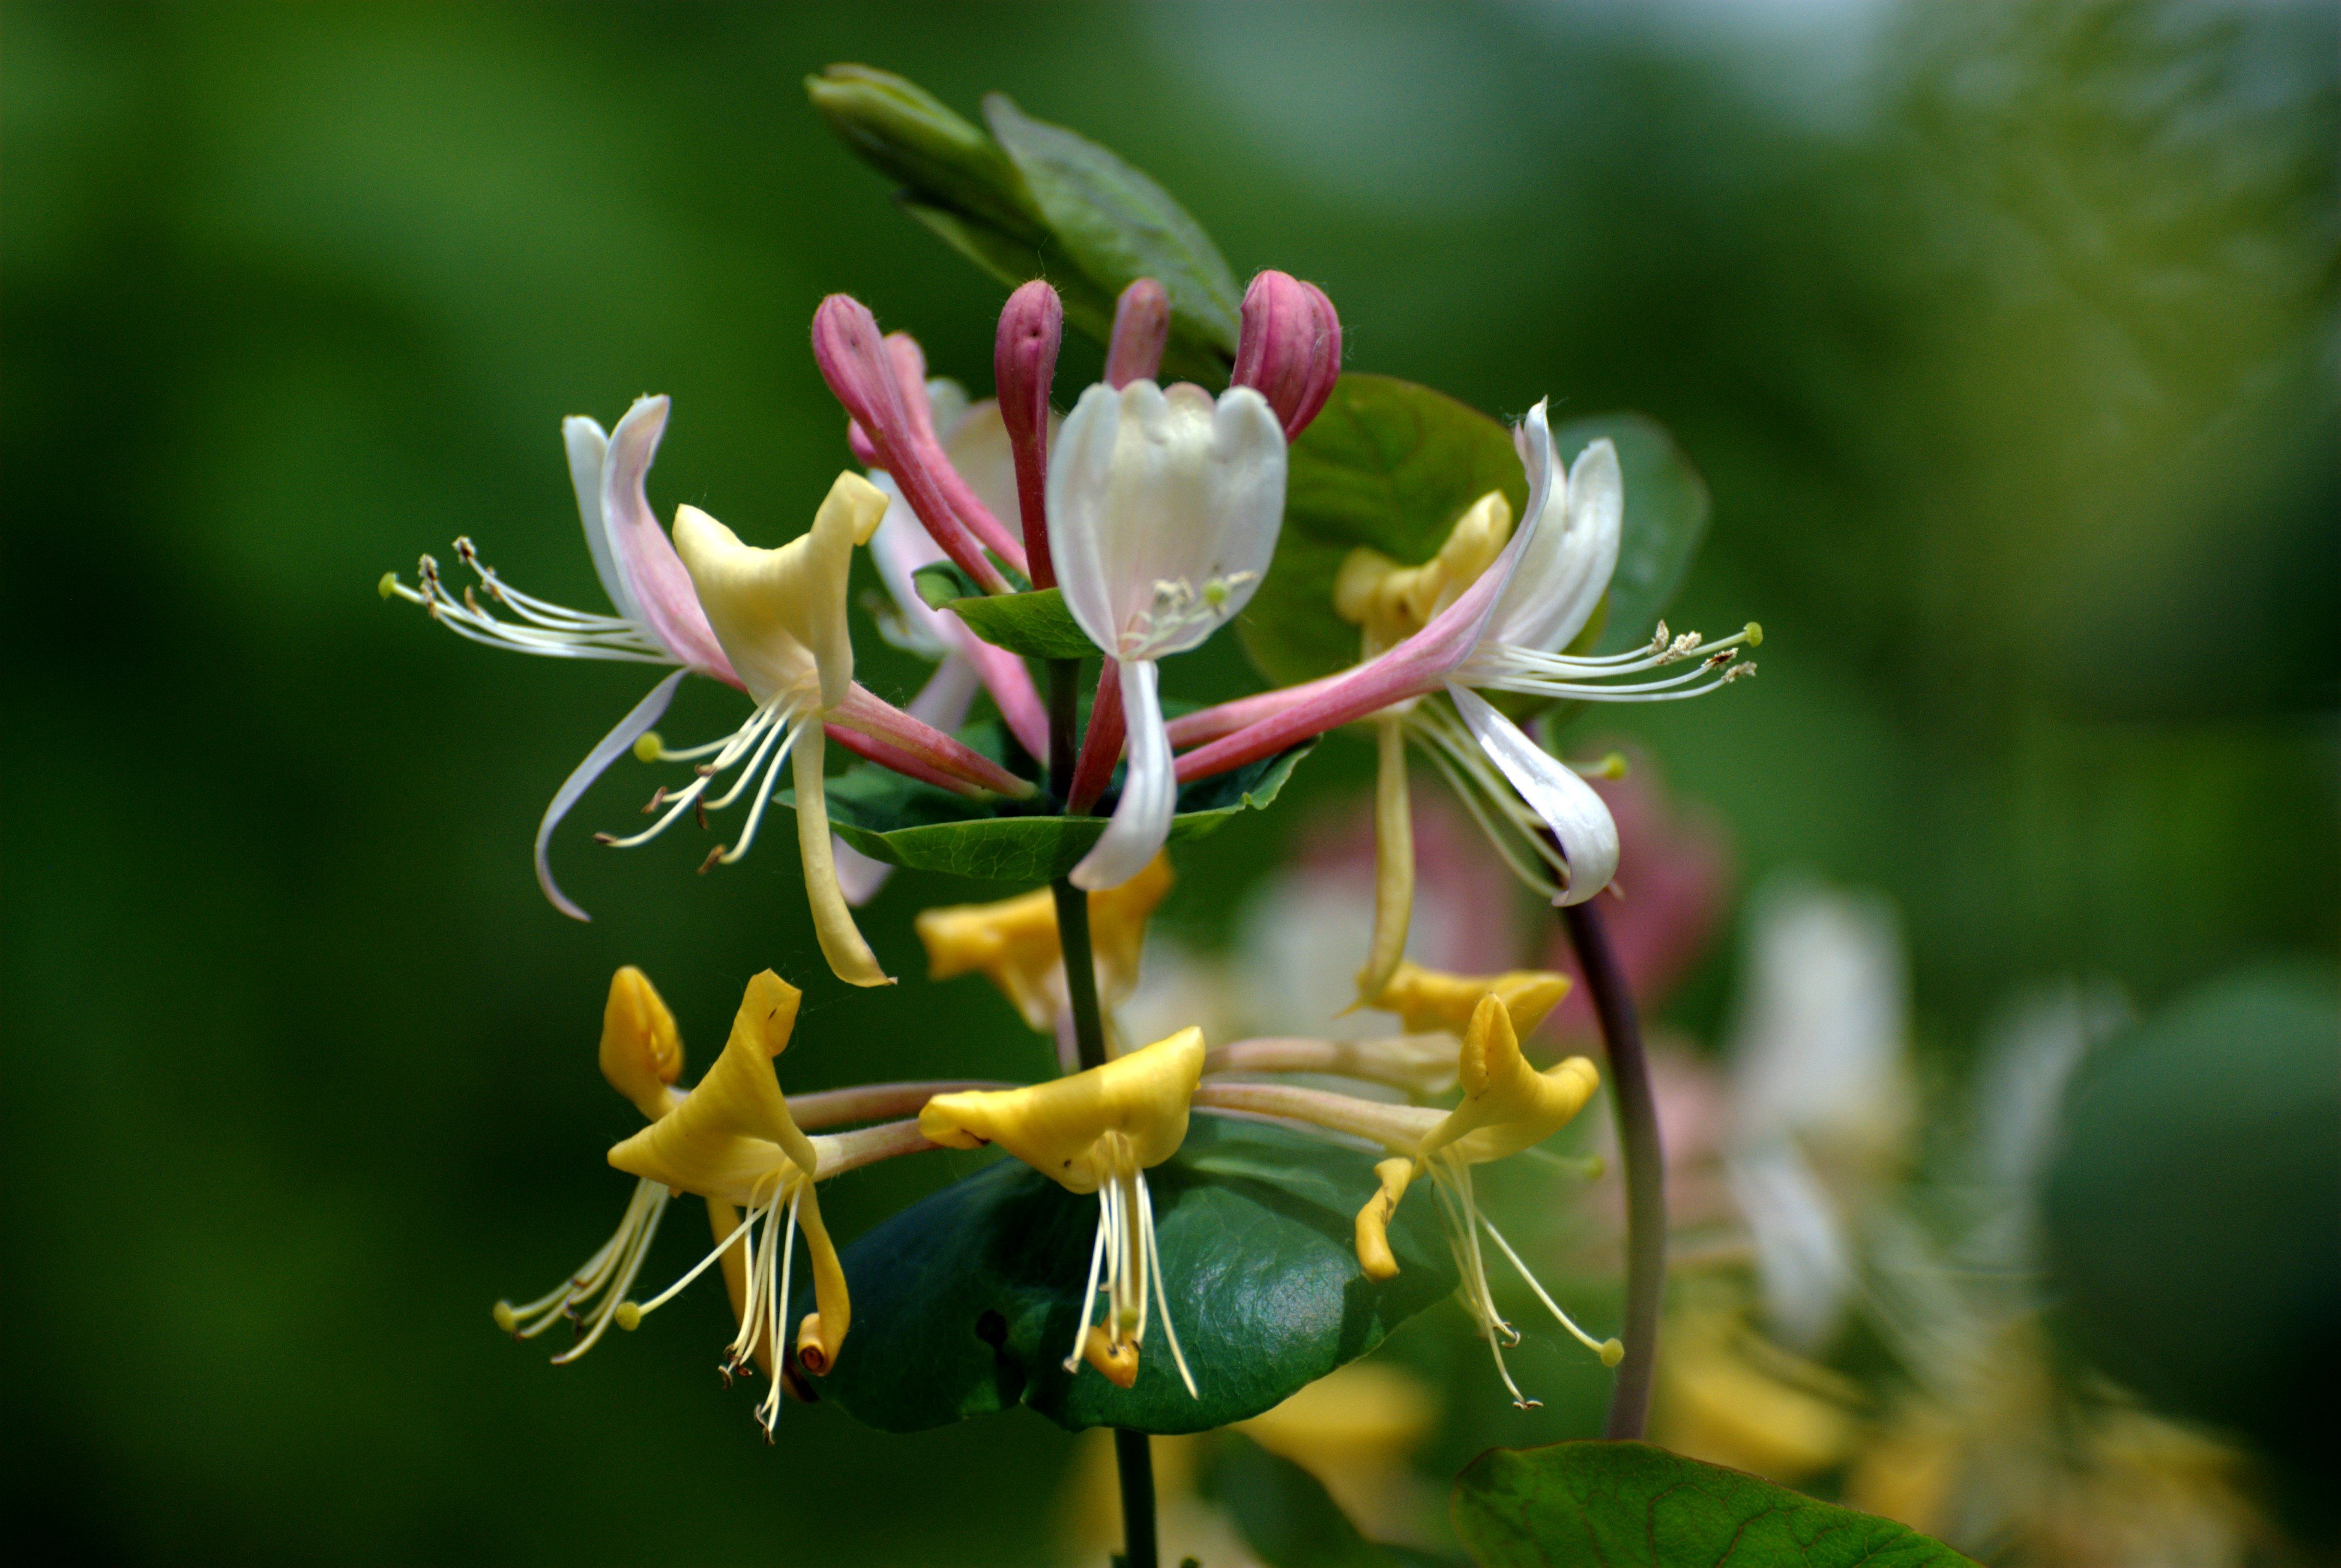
[1726,1144,1852,1351]
[1071,660,1176,891]
[1486,436,1621,655]
[561,415,631,618]
[534,668,686,921]
[1046,380,1286,660]
[1446,686,1618,903]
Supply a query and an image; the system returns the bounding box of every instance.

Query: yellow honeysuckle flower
[921,1027,1207,1397]
[597,970,845,1435]
[1347,992,1613,1404]
[1654,1300,1863,1484]
[493,966,690,1364]
[1370,960,1571,1038]
[1417,993,1602,1167]
[917,853,1174,1035]
[598,473,898,988]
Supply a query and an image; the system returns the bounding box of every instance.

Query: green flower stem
[1113,1428,1159,1568]
[1048,655,1154,1566]
[1561,898,1664,1440]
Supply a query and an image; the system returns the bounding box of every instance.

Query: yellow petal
[672,471,887,708]
[918,1026,1205,1193]
[600,965,685,1120]
[1371,960,1571,1038]
[790,1183,852,1375]
[1417,994,1601,1166]
[607,970,818,1204]
[1353,715,1414,1007]
[793,727,894,988]
[1333,490,1513,655]
[1352,1156,1416,1281]
[915,853,1172,1031]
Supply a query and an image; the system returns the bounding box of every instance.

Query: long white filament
[493,1177,672,1365]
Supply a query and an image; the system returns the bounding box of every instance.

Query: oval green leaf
[939,583,1101,661]
[983,91,1242,364]
[793,1116,1460,1434]
[1452,1443,1973,1568]
[804,719,1312,883]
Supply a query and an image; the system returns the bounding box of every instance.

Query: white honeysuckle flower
[1173,401,1756,916]
[382,394,742,921]
[1047,379,1288,891]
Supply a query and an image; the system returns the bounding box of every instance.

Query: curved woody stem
[1561,897,1665,1439]
[1049,653,1154,1565]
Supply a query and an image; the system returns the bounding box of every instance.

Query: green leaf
[1547,413,1711,656]
[1239,374,1529,688]
[804,65,1047,244]
[1451,1443,1973,1568]
[920,575,1100,661]
[983,92,1243,364]
[803,719,1312,884]
[795,1116,1460,1435]
[1211,1434,1458,1568]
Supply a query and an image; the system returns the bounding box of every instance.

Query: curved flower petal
[598,396,734,678]
[1072,659,1175,892]
[1047,380,1286,661]
[1484,435,1621,655]
[672,473,887,709]
[792,726,894,987]
[534,668,687,922]
[831,655,982,907]
[1447,685,1619,904]
[561,415,633,619]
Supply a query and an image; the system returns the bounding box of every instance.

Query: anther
[642,786,667,816]
[699,846,726,874]
[592,831,618,846]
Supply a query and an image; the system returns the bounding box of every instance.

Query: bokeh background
[5,2,2334,1563]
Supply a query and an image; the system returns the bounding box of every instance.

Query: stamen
[615,1194,762,1328]
[1136,1171,1198,1398]
[1473,1200,1625,1367]
[380,539,672,664]
[1062,1206,1112,1374]
[493,1178,671,1363]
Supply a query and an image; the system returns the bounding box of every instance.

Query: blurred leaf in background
[4,1,2333,1564]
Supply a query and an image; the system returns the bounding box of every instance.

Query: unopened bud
[1231,270,1342,440]
[1105,278,1170,389]
[812,293,1008,592]
[804,65,1043,242]
[993,280,1062,587]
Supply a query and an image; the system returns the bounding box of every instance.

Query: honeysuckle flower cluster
[387,208,1756,1437]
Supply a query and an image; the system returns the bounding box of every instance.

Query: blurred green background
[4,2,2334,1562]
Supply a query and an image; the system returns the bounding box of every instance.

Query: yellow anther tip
[491,1301,518,1333]
[1600,1338,1625,1368]
[377,571,399,600]
[614,1302,643,1332]
[1744,621,1764,646]
[633,731,664,763]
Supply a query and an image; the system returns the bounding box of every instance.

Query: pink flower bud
[1105,278,1169,389]
[846,419,881,469]
[1231,270,1342,440]
[994,280,1062,589]
[811,293,1017,591]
